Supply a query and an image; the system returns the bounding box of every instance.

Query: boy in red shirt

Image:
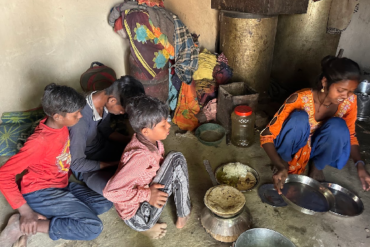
[103,95,191,239]
[0,84,112,247]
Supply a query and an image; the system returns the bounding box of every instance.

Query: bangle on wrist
[355,160,365,167]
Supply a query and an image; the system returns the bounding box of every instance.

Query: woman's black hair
[104,75,145,108]
[126,95,169,133]
[42,83,86,117]
[318,55,361,90]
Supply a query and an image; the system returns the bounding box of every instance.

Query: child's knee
[83,218,104,240]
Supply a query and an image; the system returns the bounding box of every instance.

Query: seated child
[103,95,191,239]
[69,76,145,195]
[0,84,113,247]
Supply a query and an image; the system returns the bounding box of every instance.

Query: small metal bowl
[215,163,260,192]
[234,228,296,247]
[195,123,226,146]
[281,175,335,215]
[321,182,364,217]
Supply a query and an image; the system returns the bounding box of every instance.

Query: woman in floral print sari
[260,56,370,194]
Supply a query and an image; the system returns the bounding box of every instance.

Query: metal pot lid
[258,184,287,207]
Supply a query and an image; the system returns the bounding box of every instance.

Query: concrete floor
[1,123,370,247]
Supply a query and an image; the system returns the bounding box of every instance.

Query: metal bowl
[234,228,296,247]
[195,123,226,146]
[215,163,260,192]
[321,182,364,217]
[201,207,251,243]
[281,175,335,215]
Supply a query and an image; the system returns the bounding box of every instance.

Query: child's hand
[18,203,47,235]
[149,184,168,208]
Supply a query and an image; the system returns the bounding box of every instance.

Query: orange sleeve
[342,95,359,146]
[260,93,303,146]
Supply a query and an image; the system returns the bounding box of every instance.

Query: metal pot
[356,93,370,121]
[356,79,370,94]
[200,207,251,243]
[234,228,296,247]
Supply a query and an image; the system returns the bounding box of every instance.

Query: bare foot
[308,164,325,182]
[176,214,190,229]
[0,214,23,247]
[13,235,28,247]
[140,223,167,239]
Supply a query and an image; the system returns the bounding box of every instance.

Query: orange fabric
[260,88,358,174]
[173,81,200,131]
[138,0,164,7]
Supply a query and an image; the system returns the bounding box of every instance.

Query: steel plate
[258,184,287,207]
[281,175,335,215]
[215,163,260,192]
[321,182,364,217]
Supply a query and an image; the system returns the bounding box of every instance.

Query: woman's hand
[273,167,289,195]
[357,164,370,191]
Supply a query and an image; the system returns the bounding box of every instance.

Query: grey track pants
[124,151,191,231]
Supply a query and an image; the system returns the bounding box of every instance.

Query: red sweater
[0,118,71,209]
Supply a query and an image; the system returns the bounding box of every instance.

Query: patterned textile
[1,109,44,124]
[0,123,32,156]
[195,79,217,106]
[213,62,233,85]
[173,16,199,84]
[275,111,351,172]
[138,0,164,7]
[103,134,165,220]
[124,152,190,231]
[260,88,358,174]
[217,53,228,65]
[123,9,174,79]
[172,81,200,131]
[0,109,45,156]
[202,99,217,122]
[193,49,218,81]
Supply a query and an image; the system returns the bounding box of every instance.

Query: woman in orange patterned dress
[260,56,370,194]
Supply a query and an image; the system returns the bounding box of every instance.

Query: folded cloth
[146,6,175,45]
[193,49,218,81]
[173,81,200,131]
[138,0,164,7]
[217,53,228,65]
[327,0,359,34]
[213,62,233,85]
[203,98,217,122]
[195,79,217,106]
[173,16,199,84]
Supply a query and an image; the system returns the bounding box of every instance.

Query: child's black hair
[317,56,361,90]
[105,75,145,108]
[126,95,169,133]
[42,83,86,117]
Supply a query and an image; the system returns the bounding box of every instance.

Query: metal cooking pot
[357,93,370,121]
[356,79,370,94]
[234,228,296,247]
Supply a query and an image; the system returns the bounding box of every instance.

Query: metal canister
[356,78,370,121]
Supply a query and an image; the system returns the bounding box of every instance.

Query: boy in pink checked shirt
[103,95,191,239]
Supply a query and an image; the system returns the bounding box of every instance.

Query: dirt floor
[1,123,370,247]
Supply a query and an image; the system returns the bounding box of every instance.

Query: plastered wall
[0,0,218,117]
[337,0,370,71]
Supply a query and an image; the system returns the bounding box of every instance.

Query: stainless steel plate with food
[321,182,364,217]
[281,175,335,215]
[234,228,296,247]
[215,162,259,192]
[258,184,287,207]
